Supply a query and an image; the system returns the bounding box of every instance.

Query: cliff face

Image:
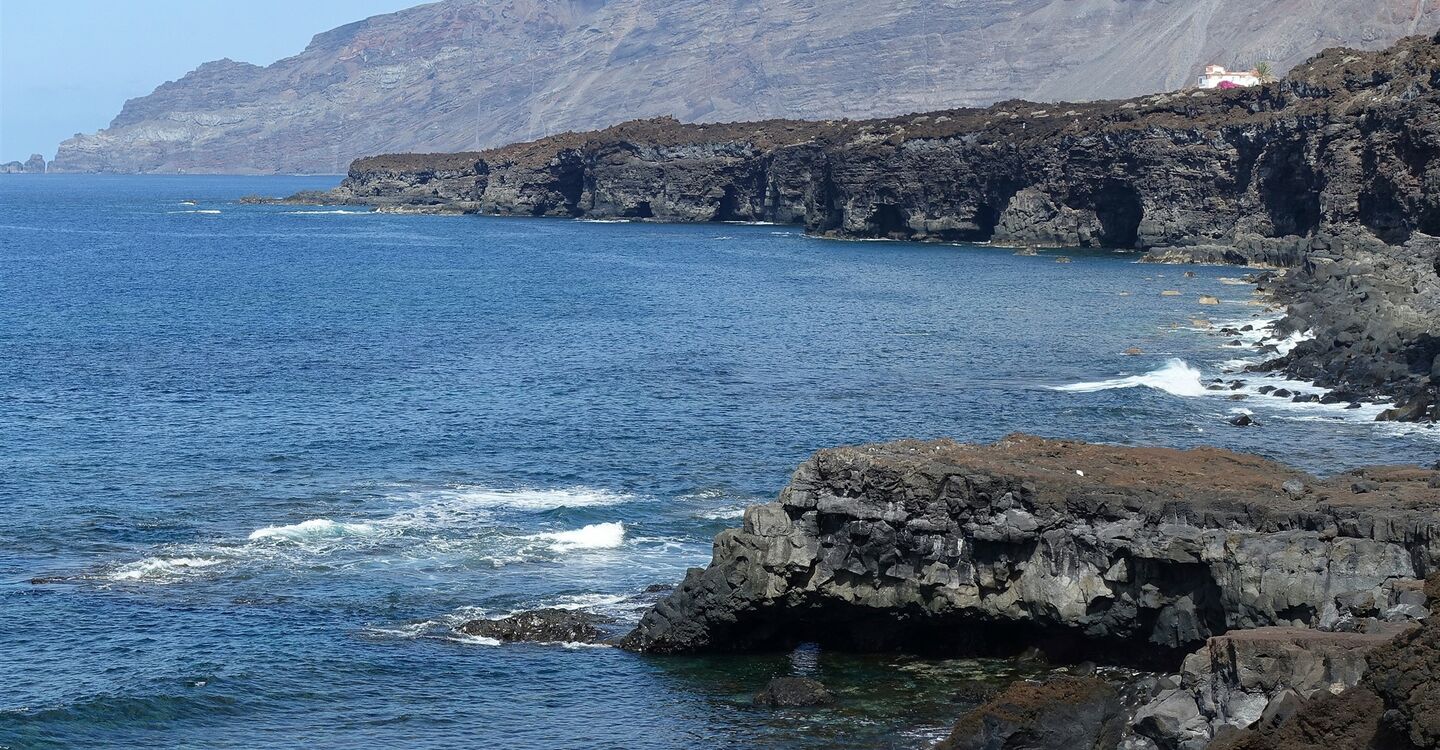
[620,435,1440,664]
[324,32,1440,418]
[50,0,1440,174]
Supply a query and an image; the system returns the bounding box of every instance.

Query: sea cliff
[301,32,1440,422]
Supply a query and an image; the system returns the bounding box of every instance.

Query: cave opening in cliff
[1093,182,1143,248]
[723,599,1188,671]
[624,201,655,219]
[867,204,914,239]
[714,185,744,222]
[1359,183,1412,245]
[555,157,586,217]
[1258,144,1322,237]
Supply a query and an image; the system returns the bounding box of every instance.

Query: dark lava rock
[1272,388,1292,398]
[937,676,1122,750]
[1212,575,1440,750]
[1292,393,1320,403]
[643,583,674,593]
[1209,688,1393,750]
[752,676,834,707]
[457,608,616,644]
[1228,414,1255,427]
[623,435,1440,658]
[1258,386,1275,394]
[1281,478,1307,497]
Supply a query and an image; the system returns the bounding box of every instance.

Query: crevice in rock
[553,153,586,217]
[1093,181,1144,248]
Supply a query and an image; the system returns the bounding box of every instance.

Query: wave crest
[247,518,376,543]
[528,522,626,551]
[1053,358,1208,397]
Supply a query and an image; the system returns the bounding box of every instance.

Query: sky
[0,0,421,163]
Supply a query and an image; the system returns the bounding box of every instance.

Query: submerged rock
[937,676,1123,750]
[752,676,835,707]
[457,608,616,644]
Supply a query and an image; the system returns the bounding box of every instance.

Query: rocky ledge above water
[622,435,1439,662]
[620,434,1440,747]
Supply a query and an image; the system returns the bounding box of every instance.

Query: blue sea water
[2,175,1436,749]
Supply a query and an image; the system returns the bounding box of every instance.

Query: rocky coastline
[615,434,1440,749]
[277,31,1440,423]
[263,31,1440,744]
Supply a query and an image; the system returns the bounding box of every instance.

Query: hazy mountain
[51,0,1440,173]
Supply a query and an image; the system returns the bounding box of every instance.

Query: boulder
[937,676,1123,750]
[1132,625,1409,749]
[752,676,835,707]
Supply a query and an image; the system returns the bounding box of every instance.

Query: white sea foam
[168,209,221,214]
[1053,358,1208,397]
[446,633,502,646]
[438,486,634,511]
[247,518,376,542]
[699,507,746,520]
[529,522,626,551]
[109,556,223,581]
[284,209,371,215]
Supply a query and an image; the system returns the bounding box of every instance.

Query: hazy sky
[0,0,420,163]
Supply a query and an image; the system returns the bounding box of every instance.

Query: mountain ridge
[52,0,1440,174]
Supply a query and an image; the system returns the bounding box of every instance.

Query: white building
[1197,65,1261,89]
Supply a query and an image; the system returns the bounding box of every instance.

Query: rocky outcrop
[1204,576,1440,750]
[456,608,616,644]
[621,435,1440,664]
[51,0,1438,174]
[1,155,44,174]
[938,676,1125,750]
[1132,624,1414,749]
[314,32,1440,418]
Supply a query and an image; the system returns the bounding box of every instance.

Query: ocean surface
[2,175,1436,749]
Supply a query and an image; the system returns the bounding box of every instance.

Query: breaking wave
[247,518,377,543]
[109,556,223,582]
[1053,358,1208,397]
[527,522,626,552]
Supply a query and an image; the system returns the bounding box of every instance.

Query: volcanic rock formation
[311,31,1440,420]
[619,435,1439,662]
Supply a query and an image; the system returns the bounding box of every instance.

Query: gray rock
[621,435,1440,658]
[1131,626,1409,749]
[751,676,834,707]
[456,608,617,644]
